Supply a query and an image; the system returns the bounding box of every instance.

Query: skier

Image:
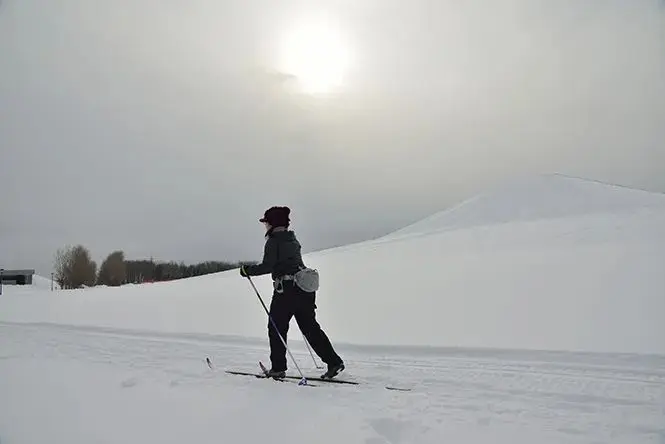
[240,206,345,380]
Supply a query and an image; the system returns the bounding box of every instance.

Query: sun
[277,20,350,95]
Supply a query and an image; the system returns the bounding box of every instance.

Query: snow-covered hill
[1,174,663,355]
[383,174,665,239]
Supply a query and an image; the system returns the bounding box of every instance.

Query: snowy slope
[1,175,663,355]
[383,174,665,239]
[32,274,59,290]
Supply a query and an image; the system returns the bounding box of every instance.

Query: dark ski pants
[268,282,343,372]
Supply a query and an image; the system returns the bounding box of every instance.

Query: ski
[225,369,411,391]
[259,360,359,385]
[212,357,412,391]
[224,369,315,385]
[222,366,356,386]
[258,360,310,386]
[385,386,412,392]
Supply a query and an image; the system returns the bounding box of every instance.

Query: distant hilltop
[383,173,665,239]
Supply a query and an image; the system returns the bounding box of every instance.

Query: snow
[31,273,60,290]
[1,322,663,444]
[1,174,664,443]
[1,175,663,355]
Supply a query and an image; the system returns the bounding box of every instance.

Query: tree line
[53,245,255,289]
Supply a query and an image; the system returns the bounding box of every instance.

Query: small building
[0,269,35,285]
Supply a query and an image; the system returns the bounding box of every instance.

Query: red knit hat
[259,206,291,227]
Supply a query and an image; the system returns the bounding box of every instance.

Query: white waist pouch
[294,267,319,292]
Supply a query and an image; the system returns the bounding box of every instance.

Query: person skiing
[239,206,345,380]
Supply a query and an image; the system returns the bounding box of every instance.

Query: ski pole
[246,275,308,385]
[302,334,324,369]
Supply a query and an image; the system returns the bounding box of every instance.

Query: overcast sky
[1,0,664,276]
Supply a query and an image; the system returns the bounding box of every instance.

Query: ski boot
[321,361,345,380]
[263,368,286,380]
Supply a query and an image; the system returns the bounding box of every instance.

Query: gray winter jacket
[243,228,306,280]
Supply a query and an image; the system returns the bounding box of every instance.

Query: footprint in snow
[121,377,139,388]
[366,417,425,444]
[365,438,387,444]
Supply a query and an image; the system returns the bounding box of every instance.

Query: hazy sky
[1,0,664,276]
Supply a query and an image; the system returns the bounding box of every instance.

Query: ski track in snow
[1,322,664,443]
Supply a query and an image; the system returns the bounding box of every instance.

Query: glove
[239,265,249,278]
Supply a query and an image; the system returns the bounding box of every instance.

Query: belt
[274,274,296,294]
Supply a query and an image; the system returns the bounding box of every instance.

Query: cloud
[1,0,664,276]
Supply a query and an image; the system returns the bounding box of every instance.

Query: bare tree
[53,247,71,289]
[54,245,97,289]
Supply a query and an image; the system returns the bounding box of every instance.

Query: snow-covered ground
[1,321,663,443]
[31,273,59,290]
[1,174,664,443]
